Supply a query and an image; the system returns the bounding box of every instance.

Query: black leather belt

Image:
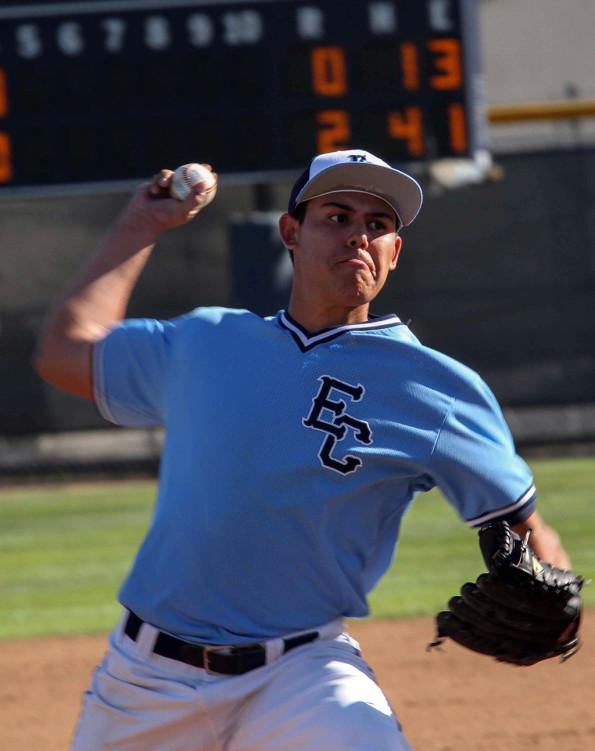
[124,611,319,675]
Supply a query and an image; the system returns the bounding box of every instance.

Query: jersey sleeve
[429,374,536,527]
[93,317,175,427]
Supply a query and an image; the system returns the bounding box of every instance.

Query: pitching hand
[118,166,218,238]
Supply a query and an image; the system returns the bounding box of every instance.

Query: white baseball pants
[71,612,413,751]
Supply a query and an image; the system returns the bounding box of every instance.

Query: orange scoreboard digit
[0,0,484,190]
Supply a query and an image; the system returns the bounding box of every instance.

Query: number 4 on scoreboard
[388,107,424,158]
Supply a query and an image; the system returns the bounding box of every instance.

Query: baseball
[170,163,217,204]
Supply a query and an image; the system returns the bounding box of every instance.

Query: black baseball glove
[428,520,585,666]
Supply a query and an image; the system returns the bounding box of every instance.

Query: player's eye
[368,220,387,232]
[329,213,348,224]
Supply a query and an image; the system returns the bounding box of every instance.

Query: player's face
[280,192,402,318]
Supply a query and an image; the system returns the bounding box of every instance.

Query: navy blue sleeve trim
[467,484,537,528]
[499,496,538,526]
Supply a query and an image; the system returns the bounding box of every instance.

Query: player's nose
[347,227,369,250]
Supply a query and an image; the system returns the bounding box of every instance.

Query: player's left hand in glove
[428,520,585,666]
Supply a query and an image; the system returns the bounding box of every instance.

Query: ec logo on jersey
[303,375,372,475]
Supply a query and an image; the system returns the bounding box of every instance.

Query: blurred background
[1,0,594,479]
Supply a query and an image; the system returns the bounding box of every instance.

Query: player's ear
[279,213,300,251]
[389,235,403,271]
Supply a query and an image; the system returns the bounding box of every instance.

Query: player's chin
[356,269,384,293]
[336,279,381,306]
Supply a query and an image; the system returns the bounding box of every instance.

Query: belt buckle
[202,644,233,675]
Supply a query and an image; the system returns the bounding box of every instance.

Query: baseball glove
[428,520,584,666]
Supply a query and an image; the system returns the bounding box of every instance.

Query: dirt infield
[1,611,593,750]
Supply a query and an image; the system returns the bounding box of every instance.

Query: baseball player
[35,149,571,750]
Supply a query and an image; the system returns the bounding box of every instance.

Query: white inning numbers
[187,14,214,48]
[102,18,126,53]
[144,16,171,51]
[222,11,263,45]
[4,2,425,58]
[56,22,84,56]
[15,24,42,59]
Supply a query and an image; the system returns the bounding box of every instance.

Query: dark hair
[289,201,308,224]
[285,203,308,265]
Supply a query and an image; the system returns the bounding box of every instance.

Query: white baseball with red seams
[170,163,216,204]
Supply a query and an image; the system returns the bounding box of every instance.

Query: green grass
[1,456,594,639]
[0,482,154,639]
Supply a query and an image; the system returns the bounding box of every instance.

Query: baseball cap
[287,149,423,228]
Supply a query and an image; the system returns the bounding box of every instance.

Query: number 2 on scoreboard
[316,110,351,153]
[0,133,12,183]
[0,70,12,183]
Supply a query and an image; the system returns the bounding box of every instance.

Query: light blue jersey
[93,308,535,644]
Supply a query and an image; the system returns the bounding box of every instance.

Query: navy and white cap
[287,149,423,228]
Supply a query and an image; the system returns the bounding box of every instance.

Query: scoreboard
[0,0,485,189]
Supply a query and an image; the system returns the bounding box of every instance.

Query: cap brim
[294,163,422,227]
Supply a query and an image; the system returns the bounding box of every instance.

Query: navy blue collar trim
[278,310,402,352]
